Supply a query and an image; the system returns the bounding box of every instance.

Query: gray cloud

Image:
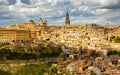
[21,0,30,4]
[8,0,16,5]
[97,0,120,9]
[101,5,120,9]
[0,0,8,5]
[0,0,120,26]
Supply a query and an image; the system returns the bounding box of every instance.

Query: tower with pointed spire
[65,10,70,25]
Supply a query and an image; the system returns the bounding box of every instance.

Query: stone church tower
[65,11,70,25]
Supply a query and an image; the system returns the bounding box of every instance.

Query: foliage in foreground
[0,51,37,60]
[0,63,72,75]
[0,42,9,47]
[44,66,73,75]
[0,44,63,60]
[16,62,52,75]
[0,69,11,75]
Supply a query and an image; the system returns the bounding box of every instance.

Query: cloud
[97,0,120,9]
[0,0,9,5]
[0,0,120,26]
[8,0,16,5]
[21,0,30,4]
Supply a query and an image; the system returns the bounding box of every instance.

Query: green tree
[107,50,119,56]
[44,66,73,75]
[90,50,103,57]
[90,70,96,75]
[16,62,51,75]
[0,42,9,47]
[0,69,11,75]
[89,50,97,58]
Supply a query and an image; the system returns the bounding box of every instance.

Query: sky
[0,0,120,26]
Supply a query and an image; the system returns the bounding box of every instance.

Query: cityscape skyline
[0,0,120,26]
[0,1,120,74]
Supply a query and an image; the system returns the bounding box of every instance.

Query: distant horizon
[0,19,120,27]
[0,0,120,26]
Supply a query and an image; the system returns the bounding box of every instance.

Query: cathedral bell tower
[65,10,70,25]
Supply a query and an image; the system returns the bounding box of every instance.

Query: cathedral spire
[39,17,43,21]
[66,10,69,16]
[65,10,70,25]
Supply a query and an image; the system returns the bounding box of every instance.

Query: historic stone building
[0,18,47,43]
[0,28,29,42]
